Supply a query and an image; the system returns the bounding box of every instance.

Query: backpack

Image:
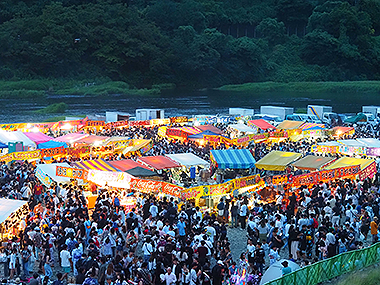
[68,239,77,252]
[312,218,319,229]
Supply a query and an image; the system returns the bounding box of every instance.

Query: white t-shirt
[142,242,153,255]
[60,250,71,267]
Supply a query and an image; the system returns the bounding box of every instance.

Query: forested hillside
[1,0,380,88]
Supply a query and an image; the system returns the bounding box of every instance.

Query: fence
[265,242,380,285]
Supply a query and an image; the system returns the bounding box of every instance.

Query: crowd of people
[0,122,380,285]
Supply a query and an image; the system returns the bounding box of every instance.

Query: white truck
[307,105,338,125]
[136,109,164,121]
[362,106,380,119]
[229,108,254,117]
[260,106,293,120]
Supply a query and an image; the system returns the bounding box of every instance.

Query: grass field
[328,265,380,285]
[217,81,380,93]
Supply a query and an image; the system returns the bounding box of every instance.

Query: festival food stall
[37,140,68,149]
[228,124,257,138]
[255,151,302,171]
[197,124,224,135]
[323,157,375,171]
[311,141,341,155]
[0,130,37,150]
[166,126,203,140]
[332,126,355,138]
[22,132,52,145]
[0,198,29,240]
[299,122,325,139]
[107,159,159,179]
[338,139,366,156]
[73,159,121,172]
[74,135,110,146]
[247,119,276,132]
[356,138,380,157]
[35,162,73,187]
[276,120,305,141]
[53,132,89,145]
[210,149,256,169]
[291,155,336,171]
[166,153,210,186]
[137,155,181,170]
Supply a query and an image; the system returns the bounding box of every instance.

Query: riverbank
[324,263,380,285]
[0,79,170,98]
[217,81,380,94]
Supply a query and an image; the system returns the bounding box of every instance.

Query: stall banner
[311,144,340,154]
[181,186,203,200]
[112,139,134,149]
[252,133,270,142]
[66,145,91,156]
[265,175,290,185]
[130,178,183,198]
[166,128,185,138]
[291,165,361,187]
[85,120,105,127]
[204,181,234,197]
[40,146,66,158]
[129,120,150,127]
[339,145,366,156]
[0,123,27,131]
[51,117,88,131]
[87,170,133,188]
[170,116,188,124]
[269,130,288,139]
[232,174,261,189]
[359,162,377,180]
[56,166,87,180]
[366,147,380,157]
[35,167,53,187]
[150,118,170,126]
[232,135,252,146]
[105,121,129,129]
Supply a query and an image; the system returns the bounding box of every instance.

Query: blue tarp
[37,140,67,149]
[188,130,220,139]
[211,149,256,169]
[0,142,7,149]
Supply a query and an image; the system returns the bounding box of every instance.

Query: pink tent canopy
[23,132,52,145]
[53,132,89,143]
[74,135,109,145]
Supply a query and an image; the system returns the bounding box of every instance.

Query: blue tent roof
[37,140,68,149]
[0,142,7,149]
[188,130,220,139]
[211,149,256,169]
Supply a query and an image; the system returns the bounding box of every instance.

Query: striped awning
[179,127,202,135]
[73,159,120,172]
[300,123,325,130]
[210,149,256,169]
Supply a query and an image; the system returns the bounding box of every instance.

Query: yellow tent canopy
[323,157,375,170]
[276,120,305,130]
[255,151,302,171]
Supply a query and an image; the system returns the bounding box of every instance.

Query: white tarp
[338,139,366,147]
[259,259,300,285]
[0,198,28,224]
[0,130,37,149]
[228,124,257,134]
[165,153,209,167]
[35,163,72,186]
[356,138,380,147]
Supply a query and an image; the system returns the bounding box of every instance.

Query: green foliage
[0,0,378,87]
[34,102,68,114]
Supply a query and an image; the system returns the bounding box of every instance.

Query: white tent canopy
[165,153,210,167]
[0,130,37,149]
[338,139,366,147]
[35,163,72,186]
[356,138,380,147]
[0,198,28,224]
[228,124,257,134]
[259,259,300,285]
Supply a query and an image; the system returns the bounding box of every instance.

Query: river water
[1,89,379,123]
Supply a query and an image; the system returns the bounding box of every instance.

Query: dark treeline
[1,0,380,88]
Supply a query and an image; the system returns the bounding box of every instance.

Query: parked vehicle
[260,106,294,120]
[307,105,338,125]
